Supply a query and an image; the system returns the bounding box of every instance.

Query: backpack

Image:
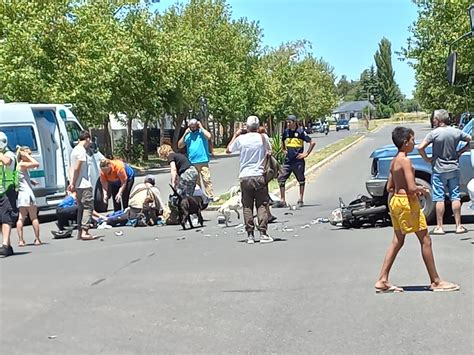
[260,134,280,183]
[0,151,19,196]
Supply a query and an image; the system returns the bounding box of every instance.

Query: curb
[206,134,366,211]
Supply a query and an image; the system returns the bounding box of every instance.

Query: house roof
[332,100,375,114]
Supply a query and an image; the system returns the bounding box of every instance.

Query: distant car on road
[365,119,474,223]
[336,119,350,131]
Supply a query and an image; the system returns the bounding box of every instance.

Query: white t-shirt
[228,132,271,178]
[70,144,91,189]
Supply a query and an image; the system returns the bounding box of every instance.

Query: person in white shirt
[68,130,97,240]
[226,116,273,244]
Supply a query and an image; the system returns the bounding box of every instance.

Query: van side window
[1,126,38,151]
[65,121,82,147]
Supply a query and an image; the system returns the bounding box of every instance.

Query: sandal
[375,285,404,294]
[430,281,460,292]
[431,227,445,235]
[455,226,468,234]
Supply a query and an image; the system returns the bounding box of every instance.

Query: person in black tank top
[158,144,198,197]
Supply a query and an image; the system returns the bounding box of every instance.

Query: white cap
[0,131,7,150]
[246,115,259,127]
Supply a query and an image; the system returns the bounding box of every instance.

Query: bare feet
[34,239,43,246]
[79,234,98,241]
[18,240,26,247]
[430,280,460,292]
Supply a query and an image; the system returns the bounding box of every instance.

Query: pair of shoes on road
[431,226,468,235]
[247,234,274,244]
[0,244,14,258]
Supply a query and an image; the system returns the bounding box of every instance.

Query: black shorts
[0,189,18,226]
[278,160,306,185]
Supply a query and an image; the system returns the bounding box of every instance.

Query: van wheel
[94,179,108,213]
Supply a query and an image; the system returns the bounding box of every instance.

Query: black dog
[169,185,204,230]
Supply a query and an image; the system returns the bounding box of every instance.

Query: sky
[152,0,419,99]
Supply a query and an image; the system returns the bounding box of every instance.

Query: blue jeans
[431,171,460,202]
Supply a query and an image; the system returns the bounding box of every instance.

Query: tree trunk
[159,116,166,146]
[143,120,149,161]
[103,115,113,158]
[126,116,133,161]
[172,113,185,152]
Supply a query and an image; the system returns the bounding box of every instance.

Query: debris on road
[312,218,330,224]
[48,335,57,339]
[176,236,186,241]
[114,231,124,237]
[284,212,294,216]
[282,226,294,232]
[301,224,310,229]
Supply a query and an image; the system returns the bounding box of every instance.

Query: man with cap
[0,131,18,257]
[178,119,216,201]
[277,114,315,208]
[226,116,273,244]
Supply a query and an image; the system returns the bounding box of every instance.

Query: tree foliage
[0,0,338,152]
[402,0,474,113]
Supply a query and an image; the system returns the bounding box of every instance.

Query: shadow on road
[400,285,431,292]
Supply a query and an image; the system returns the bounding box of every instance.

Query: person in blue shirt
[178,119,216,201]
[277,114,315,208]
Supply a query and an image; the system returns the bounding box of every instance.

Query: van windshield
[2,126,38,152]
[65,121,82,147]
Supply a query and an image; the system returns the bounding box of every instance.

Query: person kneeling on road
[127,175,164,226]
[226,115,273,244]
[52,192,106,238]
[276,114,315,208]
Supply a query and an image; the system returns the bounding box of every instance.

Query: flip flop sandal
[431,229,446,235]
[455,227,468,234]
[430,284,460,292]
[375,285,404,294]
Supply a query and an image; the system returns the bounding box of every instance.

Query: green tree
[374,38,402,117]
[402,0,473,113]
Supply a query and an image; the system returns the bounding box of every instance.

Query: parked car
[309,121,329,135]
[336,119,350,131]
[365,119,473,223]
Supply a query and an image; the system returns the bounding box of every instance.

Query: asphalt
[1,122,472,354]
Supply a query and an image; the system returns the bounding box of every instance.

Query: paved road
[1,123,472,354]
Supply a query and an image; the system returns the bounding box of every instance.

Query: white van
[0,102,105,212]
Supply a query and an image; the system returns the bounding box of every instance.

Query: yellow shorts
[389,194,427,234]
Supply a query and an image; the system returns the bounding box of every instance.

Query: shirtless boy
[374,127,460,293]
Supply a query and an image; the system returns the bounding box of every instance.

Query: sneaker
[260,235,274,243]
[274,201,287,208]
[268,215,278,223]
[0,244,14,258]
[51,230,72,239]
[247,233,255,244]
[297,200,304,208]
